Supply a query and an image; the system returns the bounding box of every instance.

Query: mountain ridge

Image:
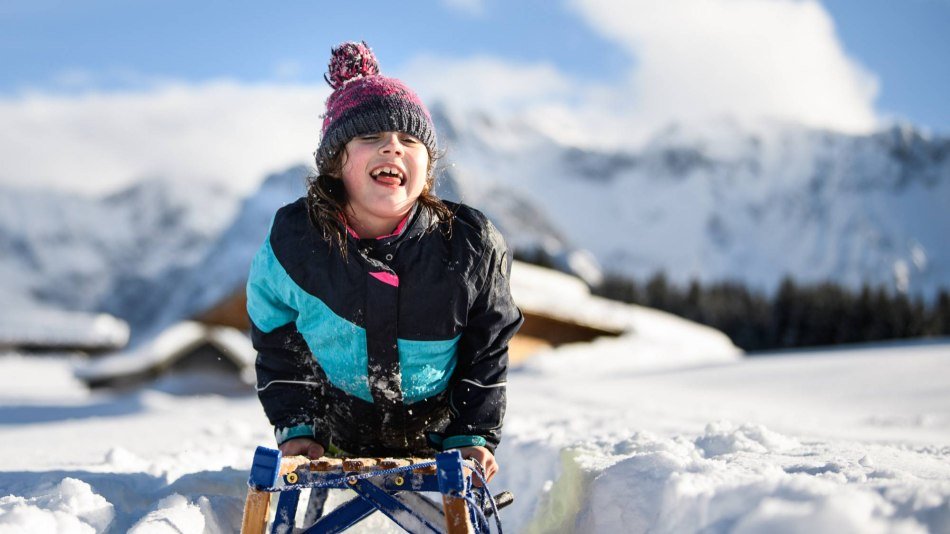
[0,111,947,343]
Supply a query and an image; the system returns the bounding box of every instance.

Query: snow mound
[0,478,114,534]
[128,494,204,533]
[521,425,948,533]
[695,421,801,457]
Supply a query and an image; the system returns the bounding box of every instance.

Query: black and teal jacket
[246,198,523,456]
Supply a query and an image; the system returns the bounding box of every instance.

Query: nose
[379,133,404,155]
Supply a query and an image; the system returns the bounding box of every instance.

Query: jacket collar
[343,203,435,249]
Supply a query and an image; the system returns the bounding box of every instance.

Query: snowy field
[1,303,949,532]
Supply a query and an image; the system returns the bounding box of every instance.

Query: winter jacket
[246,197,523,456]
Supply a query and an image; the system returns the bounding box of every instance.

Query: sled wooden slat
[378,458,411,469]
[279,455,311,476]
[412,457,438,475]
[342,457,378,472]
[413,464,438,475]
[442,493,474,534]
[240,488,271,534]
[311,457,343,471]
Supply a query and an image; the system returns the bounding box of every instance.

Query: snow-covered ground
[1,292,948,533]
[508,339,950,534]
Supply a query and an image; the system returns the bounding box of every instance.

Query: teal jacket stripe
[246,230,298,333]
[247,230,460,404]
[397,336,459,404]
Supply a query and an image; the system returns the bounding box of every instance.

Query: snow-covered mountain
[138,166,311,340]
[433,106,950,297]
[1,108,948,344]
[0,179,239,340]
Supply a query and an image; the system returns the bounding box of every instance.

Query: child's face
[340,131,429,227]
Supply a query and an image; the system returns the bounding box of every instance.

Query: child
[246,41,523,485]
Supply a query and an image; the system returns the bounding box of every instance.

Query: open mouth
[370,166,406,186]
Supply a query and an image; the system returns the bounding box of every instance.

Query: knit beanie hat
[315,41,437,174]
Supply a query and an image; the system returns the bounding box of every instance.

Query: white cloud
[398,56,630,147]
[568,0,880,134]
[0,81,329,196]
[0,1,884,195]
[402,0,881,147]
[399,55,575,113]
[0,61,580,196]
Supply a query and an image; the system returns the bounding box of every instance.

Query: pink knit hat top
[315,41,436,173]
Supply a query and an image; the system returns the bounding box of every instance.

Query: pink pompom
[326,41,380,89]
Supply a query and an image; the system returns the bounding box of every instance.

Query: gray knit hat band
[316,96,437,174]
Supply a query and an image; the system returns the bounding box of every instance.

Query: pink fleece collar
[341,210,413,240]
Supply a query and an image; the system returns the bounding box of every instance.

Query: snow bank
[0,450,252,533]
[496,336,950,533]
[127,494,205,534]
[0,478,113,534]
[563,424,938,534]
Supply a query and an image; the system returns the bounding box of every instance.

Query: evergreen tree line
[592,272,950,352]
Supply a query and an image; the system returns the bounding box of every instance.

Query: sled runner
[240,446,511,534]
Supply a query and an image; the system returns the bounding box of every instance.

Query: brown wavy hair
[305,146,455,258]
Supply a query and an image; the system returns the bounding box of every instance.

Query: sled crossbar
[240,446,482,534]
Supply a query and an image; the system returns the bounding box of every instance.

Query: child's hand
[279,437,326,459]
[456,446,498,487]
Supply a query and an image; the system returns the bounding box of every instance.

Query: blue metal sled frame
[242,446,490,534]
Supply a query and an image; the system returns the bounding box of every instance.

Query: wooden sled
[240,446,508,534]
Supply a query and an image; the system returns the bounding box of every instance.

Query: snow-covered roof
[0,301,129,353]
[512,261,702,337]
[75,321,255,387]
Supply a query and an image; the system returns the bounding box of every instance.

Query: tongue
[375,173,401,186]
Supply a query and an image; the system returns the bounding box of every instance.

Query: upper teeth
[371,167,403,178]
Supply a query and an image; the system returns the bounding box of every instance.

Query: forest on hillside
[515,250,950,352]
[594,272,950,352]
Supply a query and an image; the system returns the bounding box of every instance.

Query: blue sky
[0,1,627,88]
[1,0,947,129]
[1,0,948,195]
[822,0,950,130]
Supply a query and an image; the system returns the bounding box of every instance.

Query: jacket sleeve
[247,234,330,448]
[441,225,524,452]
